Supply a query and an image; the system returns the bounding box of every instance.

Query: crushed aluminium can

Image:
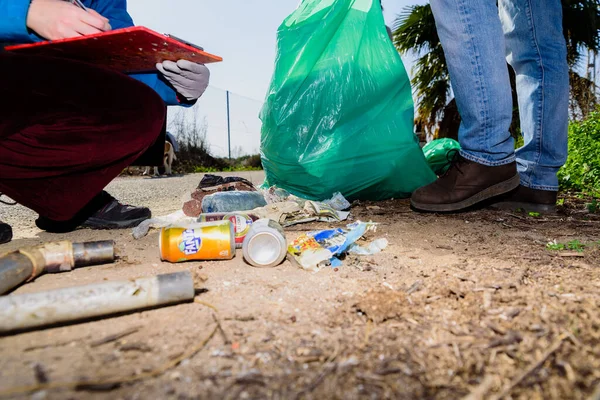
[198,212,259,248]
[159,220,235,263]
[242,219,287,268]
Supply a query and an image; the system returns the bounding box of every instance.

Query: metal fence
[166,86,264,159]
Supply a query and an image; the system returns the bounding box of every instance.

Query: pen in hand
[67,0,88,11]
[66,0,111,32]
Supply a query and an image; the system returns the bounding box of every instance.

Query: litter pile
[0,174,389,335]
[133,174,387,272]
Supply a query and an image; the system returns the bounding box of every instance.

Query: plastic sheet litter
[260,0,436,201]
[302,200,350,223]
[261,187,351,212]
[323,192,352,211]
[261,186,294,205]
[133,210,196,240]
[347,238,389,255]
[251,202,303,224]
[252,199,349,227]
[422,138,461,175]
[287,222,384,272]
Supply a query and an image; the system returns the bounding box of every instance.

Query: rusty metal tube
[0,271,195,334]
[0,253,34,296]
[72,241,115,268]
[0,240,115,295]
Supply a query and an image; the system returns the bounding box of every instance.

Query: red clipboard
[4,26,222,73]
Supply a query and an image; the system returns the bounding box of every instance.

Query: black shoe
[81,197,151,229]
[36,191,151,233]
[491,185,558,214]
[0,221,12,244]
[411,155,520,213]
[0,192,15,244]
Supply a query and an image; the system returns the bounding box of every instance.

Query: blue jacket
[0,0,180,105]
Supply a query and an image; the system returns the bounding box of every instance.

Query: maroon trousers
[0,53,166,221]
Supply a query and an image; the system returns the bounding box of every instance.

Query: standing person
[410,0,569,213]
[0,0,210,244]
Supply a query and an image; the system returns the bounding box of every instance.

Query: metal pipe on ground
[0,271,195,334]
[0,241,115,295]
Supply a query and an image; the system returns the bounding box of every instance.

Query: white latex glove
[156,60,210,101]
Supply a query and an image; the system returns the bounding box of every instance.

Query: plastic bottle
[242,219,287,268]
[201,191,267,213]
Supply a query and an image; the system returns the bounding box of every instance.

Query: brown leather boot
[491,185,558,213]
[411,155,520,212]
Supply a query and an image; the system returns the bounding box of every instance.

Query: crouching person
[0,0,210,243]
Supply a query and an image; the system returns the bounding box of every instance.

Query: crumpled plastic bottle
[201,191,267,214]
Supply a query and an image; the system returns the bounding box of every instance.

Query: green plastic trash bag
[259,0,437,201]
[422,138,461,175]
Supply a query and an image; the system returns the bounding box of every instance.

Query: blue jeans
[430,0,569,191]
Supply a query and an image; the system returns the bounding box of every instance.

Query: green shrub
[558,110,600,194]
[243,154,263,169]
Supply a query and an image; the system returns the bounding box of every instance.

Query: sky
[127,0,427,156]
[128,0,424,101]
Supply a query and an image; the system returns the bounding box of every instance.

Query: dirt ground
[0,172,599,400]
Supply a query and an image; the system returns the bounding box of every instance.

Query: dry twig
[212,313,231,345]
[558,252,585,258]
[493,333,568,400]
[194,297,219,312]
[462,375,496,400]
[90,326,141,348]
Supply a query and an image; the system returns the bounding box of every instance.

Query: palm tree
[393,1,600,140]
[393,5,449,139]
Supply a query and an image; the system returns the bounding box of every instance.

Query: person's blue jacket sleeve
[0,0,184,106]
[0,0,32,43]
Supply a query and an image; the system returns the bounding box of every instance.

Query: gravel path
[1,172,599,399]
[0,171,265,240]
